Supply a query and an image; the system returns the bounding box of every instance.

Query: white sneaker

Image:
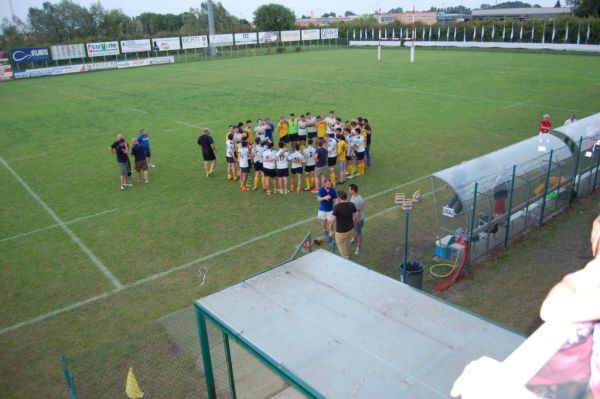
[354,246,360,255]
[150,164,156,168]
[120,185,126,190]
[126,183,133,187]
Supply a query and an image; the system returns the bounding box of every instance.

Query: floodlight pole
[410,5,416,63]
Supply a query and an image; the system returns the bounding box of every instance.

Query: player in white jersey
[225,133,236,181]
[306,112,317,141]
[251,137,266,191]
[255,119,266,144]
[325,134,338,185]
[262,141,276,195]
[324,110,336,137]
[297,114,307,149]
[352,128,366,176]
[275,141,290,194]
[289,143,305,193]
[303,139,317,191]
[237,140,250,191]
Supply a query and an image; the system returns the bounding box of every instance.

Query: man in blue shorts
[317,179,338,242]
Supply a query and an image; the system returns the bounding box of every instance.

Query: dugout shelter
[194,250,524,398]
[431,134,574,265]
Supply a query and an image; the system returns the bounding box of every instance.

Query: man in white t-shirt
[324,110,336,138]
[262,142,276,195]
[325,134,338,185]
[306,112,317,141]
[289,143,305,193]
[225,133,236,181]
[298,114,307,149]
[349,183,365,254]
[275,141,290,194]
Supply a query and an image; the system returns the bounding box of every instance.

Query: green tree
[555,0,562,6]
[387,7,403,13]
[567,0,600,16]
[344,11,356,16]
[253,4,296,31]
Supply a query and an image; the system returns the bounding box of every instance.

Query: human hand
[591,214,600,257]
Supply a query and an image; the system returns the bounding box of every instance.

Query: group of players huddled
[197,111,372,195]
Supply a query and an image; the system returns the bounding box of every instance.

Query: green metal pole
[60,354,78,399]
[569,137,582,206]
[593,151,600,191]
[402,210,410,283]
[504,165,517,248]
[222,332,237,399]
[466,182,478,273]
[539,149,554,227]
[194,304,217,399]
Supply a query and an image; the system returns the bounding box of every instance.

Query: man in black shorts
[197,128,217,177]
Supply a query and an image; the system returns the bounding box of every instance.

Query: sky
[1,0,560,22]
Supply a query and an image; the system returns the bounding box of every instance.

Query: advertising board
[14,64,89,79]
[320,28,339,39]
[209,34,234,47]
[234,32,258,45]
[50,44,86,60]
[181,35,209,49]
[301,29,320,41]
[86,41,120,57]
[280,30,301,42]
[151,37,181,51]
[11,47,49,64]
[120,39,151,53]
[116,56,174,69]
[258,31,280,44]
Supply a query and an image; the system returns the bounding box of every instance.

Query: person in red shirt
[539,114,552,144]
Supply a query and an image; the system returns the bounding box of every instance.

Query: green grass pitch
[0,47,599,397]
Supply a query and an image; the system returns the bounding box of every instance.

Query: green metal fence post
[504,165,517,248]
[401,209,410,283]
[539,149,554,227]
[194,304,217,399]
[466,182,478,273]
[222,332,238,399]
[60,354,78,399]
[569,137,583,206]
[593,152,600,192]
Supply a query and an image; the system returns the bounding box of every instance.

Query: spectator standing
[137,128,155,168]
[313,139,328,193]
[108,133,130,190]
[331,191,358,259]
[317,179,338,243]
[349,184,365,255]
[130,138,149,184]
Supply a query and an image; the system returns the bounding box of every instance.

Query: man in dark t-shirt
[108,133,130,190]
[110,135,132,179]
[197,128,217,177]
[331,190,358,259]
[130,138,149,184]
[313,139,329,192]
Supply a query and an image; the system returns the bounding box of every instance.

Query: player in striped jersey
[289,143,305,193]
[225,133,236,181]
[303,139,317,191]
[352,128,366,176]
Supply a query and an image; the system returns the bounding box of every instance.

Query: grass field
[1,47,600,398]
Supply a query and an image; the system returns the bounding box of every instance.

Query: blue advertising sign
[11,47,49,64]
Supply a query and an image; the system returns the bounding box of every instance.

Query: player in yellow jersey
[277,115,289,147]
[316,116,327,139]
[244,120,255,144]
[336,130,347,184]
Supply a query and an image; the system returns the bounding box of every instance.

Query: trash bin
[400,261,424,289]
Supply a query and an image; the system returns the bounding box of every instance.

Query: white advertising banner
[181,35,209,49]
[414,41,600,52]
[151,37,181,51]
[209,34,234,47]
[0,65,13,81]
[280,30,301,42]
[14,64,89,79]
[120,39,151,53]
[320,28,339,39]
[86,41,119,57]
[116,56,175,69]
[87,61,118,71]
[301,29,320,41]
[234,32,258,45]
[50,44,86,60]
[258,31,280,43]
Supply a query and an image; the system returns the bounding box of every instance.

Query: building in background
[471,7,572,20]
[380,12,437,25]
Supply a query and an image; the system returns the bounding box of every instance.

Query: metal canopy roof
[196,250,524,398]
[554,113,600,152]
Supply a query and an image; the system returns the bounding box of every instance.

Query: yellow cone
[126,367,144,399]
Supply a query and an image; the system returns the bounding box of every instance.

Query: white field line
[81,95,98,101]
[175,120,202,128]
[0,176,432,335]
[124,107,148,114]
[7,152,47,162]
[0,156,123,290]
[0,208,119,243]
[502,100,530,109]
[172,119,226,130]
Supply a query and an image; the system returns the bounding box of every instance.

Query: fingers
[591,214,600,257]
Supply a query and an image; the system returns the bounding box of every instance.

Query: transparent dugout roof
[196,250,524,398]
[432,135,572,204]
[553,113,600,150]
